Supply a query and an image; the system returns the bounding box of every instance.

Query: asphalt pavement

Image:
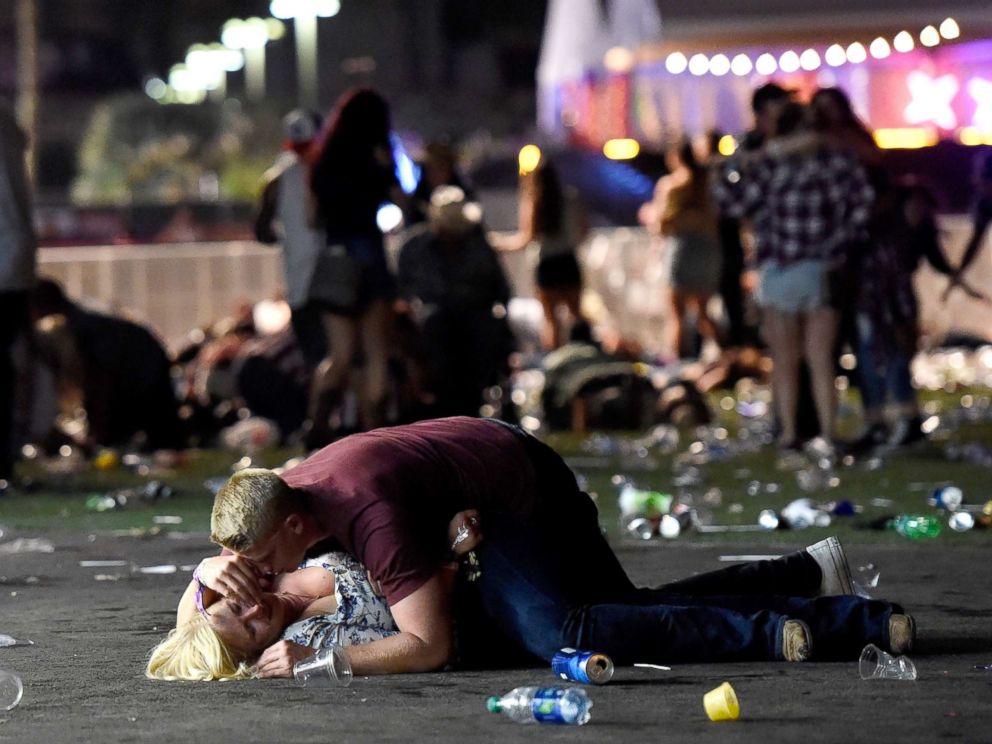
[1,528,990,743]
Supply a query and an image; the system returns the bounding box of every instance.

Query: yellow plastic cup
[703,681,740,721]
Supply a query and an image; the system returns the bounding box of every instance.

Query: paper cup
[703,681,740,721]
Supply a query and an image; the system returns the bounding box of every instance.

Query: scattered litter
[971,663,992,671]
[79,560,128,568]
[859,644,917,681]
[633,663,672,671]
[718,555,783,562]
[111,527,161,538]
[854,564,881,598]
[551,649,614,685]
[870,497,894,508]
[0,635,33,648]
[948,512,975,532]
[703,681,740,721]
[0,670,23,711]
[152,516,183,525]
[136,565,177,575]
[0,538,55,554]
[487,686,591,725]
[94,574,122,582]
[928,486,963,511]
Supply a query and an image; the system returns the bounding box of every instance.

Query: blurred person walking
[0,102,36,487]
[306,89,405,446]
[739,103,875,450]
[255,109,327,372]
[850,181,957,451]
[496,157,588,350]
[646,139,722,360]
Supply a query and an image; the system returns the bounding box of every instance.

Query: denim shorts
[757,259,830,313]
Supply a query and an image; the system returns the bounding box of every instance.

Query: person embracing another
[162,417,914,679]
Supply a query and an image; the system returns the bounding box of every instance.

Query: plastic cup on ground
[0,670,23,711]
[703,681,740,721]
[859,644,917,681]
[293,646,353,687]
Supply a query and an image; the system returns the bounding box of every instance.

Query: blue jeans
[461,424,897,666]
[856,313,915,411]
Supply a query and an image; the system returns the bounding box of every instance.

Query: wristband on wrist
[192,565,209,619]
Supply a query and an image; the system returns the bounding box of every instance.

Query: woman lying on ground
[146,511,481,681]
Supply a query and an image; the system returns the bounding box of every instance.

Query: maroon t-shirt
[281,417,536,605]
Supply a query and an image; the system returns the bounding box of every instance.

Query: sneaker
[806,536,855,596]
[782,619,812,662]
[888,416,926,448]
[889,613,916,655]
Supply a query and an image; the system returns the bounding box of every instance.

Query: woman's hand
[447,510,482,556]
[195,555,268,607]
[254,640,316,678]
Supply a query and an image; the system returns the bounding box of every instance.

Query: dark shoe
[782,619,812,662]
[889,613,916,655]
[806,536,855,596]
[888,416,926,448]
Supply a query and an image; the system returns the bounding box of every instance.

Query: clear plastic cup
[859,644,917,681]
[293,646,353,687]
[0,670,23,711]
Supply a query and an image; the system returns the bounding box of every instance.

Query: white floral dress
[280,552,398,649]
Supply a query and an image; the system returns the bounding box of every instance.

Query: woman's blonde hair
[145,614,254,682]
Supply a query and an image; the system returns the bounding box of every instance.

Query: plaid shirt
[737,143,874,266]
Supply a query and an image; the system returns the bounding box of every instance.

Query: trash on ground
[718,555,783,562]
[551,648,614,685]
[0,669,23,711]
[79,560,129,568]
[487,686,591,725]
[293,646,353,687]
[0,634,33,648]
[859,644,917,681]
[704,681,740,721]
[890,514,942,539]
[136,565,177,574]
[633,663,672,671]
[152,515,183,525]
[0,538,55,554]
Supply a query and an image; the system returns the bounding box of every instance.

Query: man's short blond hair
[210,468,303,552]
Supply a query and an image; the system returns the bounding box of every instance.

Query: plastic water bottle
[486,686,592,725]
[618,484,671,519]
[890,514,942,539]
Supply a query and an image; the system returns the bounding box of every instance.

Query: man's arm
[254,573,454,677]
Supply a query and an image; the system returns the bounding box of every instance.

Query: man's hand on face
[254,640,315,678]
[196,555,268,607]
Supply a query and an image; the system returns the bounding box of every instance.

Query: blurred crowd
[2,85,991,481]
[640,82,992,455]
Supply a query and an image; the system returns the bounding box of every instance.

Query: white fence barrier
[38,218,991,356]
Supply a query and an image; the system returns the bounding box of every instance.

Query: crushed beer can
[551,648,614,685]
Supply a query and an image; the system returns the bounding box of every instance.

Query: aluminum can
[551,648,614,685]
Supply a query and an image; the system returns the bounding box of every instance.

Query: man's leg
[647,549,822,598]
[472,514,789,665]
[644,592,897,661]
